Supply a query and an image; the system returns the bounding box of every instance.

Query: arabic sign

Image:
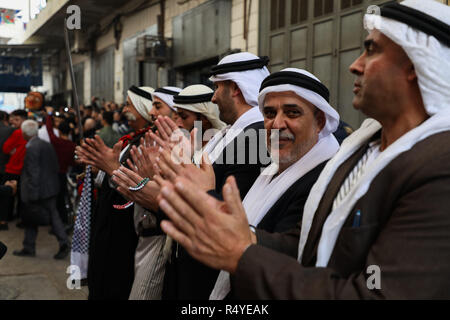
[0,56,42,92]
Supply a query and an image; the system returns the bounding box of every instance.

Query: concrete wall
[164,0,209,38]
[35,0,261,104]
[230,0,259,55]
[20,0,70,44]
[163,0,259,54]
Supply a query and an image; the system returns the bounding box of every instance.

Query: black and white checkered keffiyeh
[70,165,93,279]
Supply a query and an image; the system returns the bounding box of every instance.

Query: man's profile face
[263,91,323,169]
[123,96,144,131]
[349,30,412,120]
[149,97,173,122]
[212,81,237,125]
[10,115,25,129]
[175,108,197,131]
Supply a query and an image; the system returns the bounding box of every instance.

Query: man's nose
[349,53,365,76]
[272,112,287,130]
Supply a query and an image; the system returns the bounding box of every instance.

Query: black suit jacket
[0,123,14,174]
[232,131,450,299]
[162,121,270,300]
[256,161,327,234]
[212,121,269,198]
[20,137,59,202]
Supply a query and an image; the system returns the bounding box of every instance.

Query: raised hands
[75,136,123,176]
[150,116,195,159]
[127,132,161,179]
[158,148,216,192]
[157,176,254,273]
[111,166,161,212]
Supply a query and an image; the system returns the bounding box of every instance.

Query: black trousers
[57,173,69,225]
[0,173,20,222]
[23,197,69,252]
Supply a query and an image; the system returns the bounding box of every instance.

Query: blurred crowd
[0,95,132,258]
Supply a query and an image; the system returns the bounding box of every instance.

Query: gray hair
[21,119,39,138]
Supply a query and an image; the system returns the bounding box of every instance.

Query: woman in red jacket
[0,109,28,229]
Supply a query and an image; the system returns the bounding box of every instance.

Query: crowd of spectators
[0,96,131,240]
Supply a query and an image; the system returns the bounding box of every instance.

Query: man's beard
[268,130,297,167]
[124,112,137,121]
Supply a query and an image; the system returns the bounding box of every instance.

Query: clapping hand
[111,166,161,212]
[150,116,195,159]
[158,148,216,193]
[158,176,255,273]
[75,136,122,176]
[127,132,161,179]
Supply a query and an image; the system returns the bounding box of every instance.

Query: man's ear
[406,62,417,82]
[230,82,242,98]
[315,109,326,133]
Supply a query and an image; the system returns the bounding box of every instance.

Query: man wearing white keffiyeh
[158,0,450,299]
[209,68,340,300]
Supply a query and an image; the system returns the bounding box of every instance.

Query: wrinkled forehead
[263,90,315,109]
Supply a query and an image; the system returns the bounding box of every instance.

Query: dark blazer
[231,131,450,299]
[257,161,327,234]
[212,121,269,198]
[0,123,14,174]
[162,121,270,300]
[20,137,59,203]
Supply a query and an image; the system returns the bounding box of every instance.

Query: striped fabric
[332,141,380,211]
[129,205,173,300]
[129,235,170,300]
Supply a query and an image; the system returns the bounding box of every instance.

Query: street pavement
[0,221,88,300]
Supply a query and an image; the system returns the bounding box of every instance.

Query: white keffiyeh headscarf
[298,0,450,268]
[128,86,154,122]
[151,86,182,111]
[174,84,226,131]
[209,52,270,108]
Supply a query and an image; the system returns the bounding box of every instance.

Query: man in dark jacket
[13,120,69,259]
[0,111,14,230]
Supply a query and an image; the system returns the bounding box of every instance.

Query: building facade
[19,0,449,128]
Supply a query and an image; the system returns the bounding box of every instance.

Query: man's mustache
[124,112,137,121]
[271,130,295,141]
